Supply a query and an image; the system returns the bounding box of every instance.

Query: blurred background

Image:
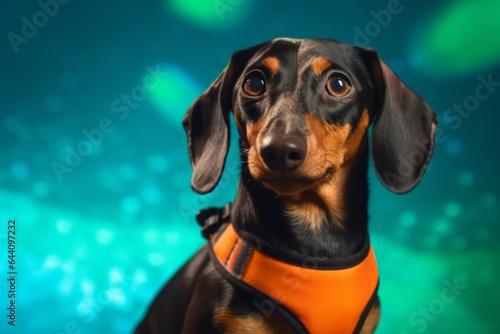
[1,0,499,333]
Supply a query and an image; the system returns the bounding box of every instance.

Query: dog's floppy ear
[363,50,437,194]
[182,44,265,194]
[182,68,232,194]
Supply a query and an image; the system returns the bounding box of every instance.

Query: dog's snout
[260,133,307,172]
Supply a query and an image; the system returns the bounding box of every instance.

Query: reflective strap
[213,224,253,278]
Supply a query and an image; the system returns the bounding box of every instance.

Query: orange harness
[199,205,379,334]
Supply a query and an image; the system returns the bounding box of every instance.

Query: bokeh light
[411,0,500,75]
[147,64,203,125]
[2,0,499,333]
[168,0,252,29]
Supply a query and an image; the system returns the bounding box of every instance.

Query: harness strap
[196,203,232,239]
[197,205,379,334]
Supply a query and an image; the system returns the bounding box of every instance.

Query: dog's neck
[232,147,369,259]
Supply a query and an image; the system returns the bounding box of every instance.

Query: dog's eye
[325,76,351,97]
[243,72,266,96]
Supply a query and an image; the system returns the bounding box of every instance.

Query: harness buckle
[196,203,232,239]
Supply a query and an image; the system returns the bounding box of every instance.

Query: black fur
[135,38,437,333]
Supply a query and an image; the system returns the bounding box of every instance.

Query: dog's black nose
[260,134,307,172]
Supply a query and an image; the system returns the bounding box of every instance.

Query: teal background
[1,0,499,333]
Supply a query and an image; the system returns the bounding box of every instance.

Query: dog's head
[183,38,437,196]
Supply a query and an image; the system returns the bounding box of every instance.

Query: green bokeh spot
[413,0,500,75]
[168,0,251,29]
[399,211,417,228]
[444,201,462,219]
[147,64,202,125]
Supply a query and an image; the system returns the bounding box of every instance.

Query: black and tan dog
[135,38,437,334]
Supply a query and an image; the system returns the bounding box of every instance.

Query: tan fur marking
[360,298,381,334]
[247,119,266,180]
[284,169,348,231]
[262,57,280,76]
[233,108,247,141]
[314,169,348,229]
[214,308,293,334]
[303,113,351,173]
[285,192,328,231]
[247,118,264,146]
[343,109,370,164]
[283,111,370,230]
[303,109,370,172]
[311,57,332,76]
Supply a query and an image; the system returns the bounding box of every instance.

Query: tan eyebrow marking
[262,57,280,76]
[311,57,333,75]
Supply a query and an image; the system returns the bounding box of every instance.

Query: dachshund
[135,38,437,334]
